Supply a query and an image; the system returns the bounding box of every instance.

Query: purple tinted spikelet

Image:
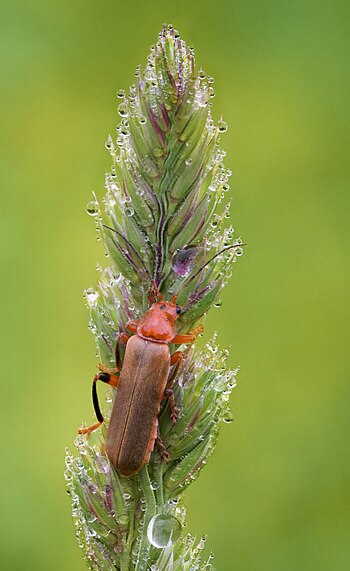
[66,25,242,570]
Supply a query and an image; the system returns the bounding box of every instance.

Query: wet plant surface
[66,24,242,571]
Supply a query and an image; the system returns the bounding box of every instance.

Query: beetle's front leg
[78,369,120,435]
[163,351,183,424]
[172,323,205,345]
[125,319,140,333]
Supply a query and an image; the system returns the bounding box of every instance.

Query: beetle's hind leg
[164,387,179,425]
[162,351,184,424]
[78,369,120,435]
[156,426,170,463]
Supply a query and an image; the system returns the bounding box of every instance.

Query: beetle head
[151,300,182,322]
[137,300,181,342]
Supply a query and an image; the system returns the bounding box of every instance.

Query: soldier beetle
[79,225,239,476]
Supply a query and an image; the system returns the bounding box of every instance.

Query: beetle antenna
[175,242,245,298]
[103,224,162,300]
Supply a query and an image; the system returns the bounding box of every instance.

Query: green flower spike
[65,24,242,571]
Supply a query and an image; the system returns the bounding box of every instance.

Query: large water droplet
[147,513,182,548]
[172,246,204,277]
[86,200,98,216]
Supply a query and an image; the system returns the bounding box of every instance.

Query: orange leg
[163,351,183,424]
[148,284,163,305]
[148,287,159,305]
[125,320,140,333]
[172,323,205,345]
[98,362,119,375]
[78,368,120,435]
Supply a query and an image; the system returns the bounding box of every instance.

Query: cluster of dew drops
[71,25,240,569]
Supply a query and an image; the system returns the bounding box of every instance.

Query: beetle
[79,288,203,476]
[79,225,239,476]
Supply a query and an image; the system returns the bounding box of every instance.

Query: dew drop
[117,89,125,99]
[218,119,228,133]
[139,116,147,125]
[147,513,182,548]
[86,200,99,216]
[214,379,227,393]
[85,288,99,307]
[185,157,193,166]
[196,91,208,108]
[151,481,159,490]
[223,411,234,424]
[172,246,204,277]
[115,513,126,526]
[96,456,109,473]
[167,498,179,505]
[125,206,134,217]
[118,103,128,117]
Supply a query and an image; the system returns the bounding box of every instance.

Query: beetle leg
[147,284,163,304]
[98,363,119,374]
[78,370,120,435]
[147,287,157,305]
[164,388,179,424]
[115,332,131,370]
[172,324,205,345]
[163,351,183,424]
[170,350,184,368]
[96,367,120,386]
[156,427,169,462]
[125,320,140,333]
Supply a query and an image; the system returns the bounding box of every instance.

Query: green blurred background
[1,0,349,569]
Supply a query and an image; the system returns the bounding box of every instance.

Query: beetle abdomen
[105,335,170,476]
